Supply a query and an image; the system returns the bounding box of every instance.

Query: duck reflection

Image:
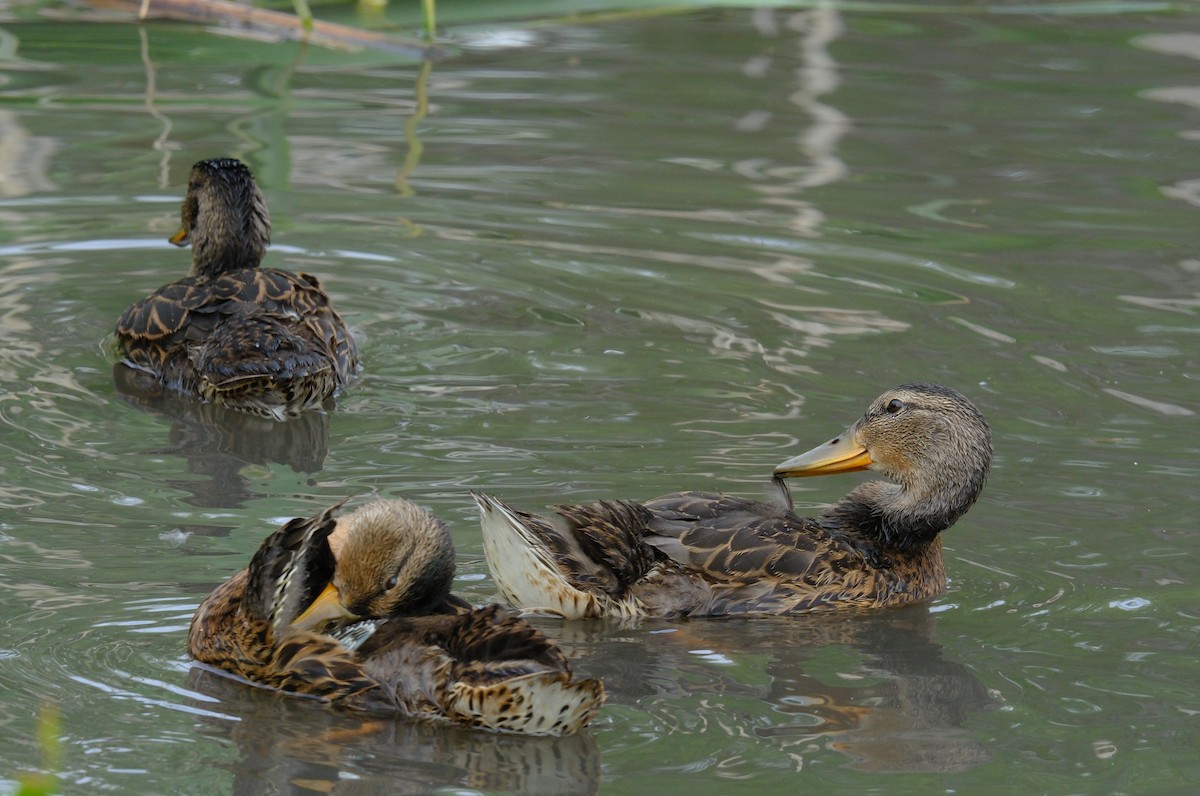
[184,666,601,795]
[531,607,992,774]
[114,364,330,509]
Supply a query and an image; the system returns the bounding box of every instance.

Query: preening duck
[473,383,992,618]
[114,158,358,419]
[189,499,605,735]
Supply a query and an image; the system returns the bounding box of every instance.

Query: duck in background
[189,498,605,736]
[473,383,992,618]
[114,158,359,419]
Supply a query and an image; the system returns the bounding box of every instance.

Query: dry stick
[91,0,440,56]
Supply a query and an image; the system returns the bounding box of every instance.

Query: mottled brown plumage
[189,499,605,735]
[475,383,993,618]
[114,158,358,419]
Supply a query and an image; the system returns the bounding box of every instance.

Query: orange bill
[168,228,190,246]
[774,427,873,477]
[291,582,356,632]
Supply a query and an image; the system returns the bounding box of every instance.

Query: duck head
[291,499,458,632]
[172,158,271,279]
[775,383,993,548]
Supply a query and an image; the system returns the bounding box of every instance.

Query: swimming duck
[114,158,359,420]
[189,499,605,735]
[473,383,992,618]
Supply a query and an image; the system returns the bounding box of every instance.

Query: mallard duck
[189,499,605,735]
[115,158,359,420]
[473,383,992,618]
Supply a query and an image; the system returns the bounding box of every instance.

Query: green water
[1,4,1198,794]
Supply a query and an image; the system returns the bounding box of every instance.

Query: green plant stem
[421,0,435,41]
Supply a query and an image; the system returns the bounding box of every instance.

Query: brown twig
[87,0,442,57]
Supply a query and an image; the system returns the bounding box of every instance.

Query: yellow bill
[291,582,356,633]
[774,427,873,477]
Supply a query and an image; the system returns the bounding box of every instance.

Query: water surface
[1,5,1198,794]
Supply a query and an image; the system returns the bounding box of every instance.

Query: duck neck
[190,230,267,279]
[188,194,270,279]
[824,477,980,553]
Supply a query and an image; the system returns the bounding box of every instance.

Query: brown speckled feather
[114,159,358,419]
[643,491,945,615]
[351,604,604,735]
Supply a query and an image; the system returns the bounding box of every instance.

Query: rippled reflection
[537,609,992,775]
[113,364,332,507]
[185,667,601,795]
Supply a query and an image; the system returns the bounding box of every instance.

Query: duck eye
[885,398,904,414]
[385,574,399,590]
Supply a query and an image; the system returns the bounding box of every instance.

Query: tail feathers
[445,670,605,736]
[444,607,609,729]
[359,605,606,735]
[475,492,658,618]
[474,492,595,617]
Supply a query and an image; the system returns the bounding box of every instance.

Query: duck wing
[357,605,605,736]
[643,491,882,614]
[543,500,660,595]
[195,269,358,386]
[644,491,840,574]
[475,491,689,618]
[244,500,345,637]
[115,275,206,381]
[190,311,339,419]
[187,500,343,677]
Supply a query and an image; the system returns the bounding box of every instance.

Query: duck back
[117,267,358,419]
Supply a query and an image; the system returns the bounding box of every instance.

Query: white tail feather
[471,492,599,619]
